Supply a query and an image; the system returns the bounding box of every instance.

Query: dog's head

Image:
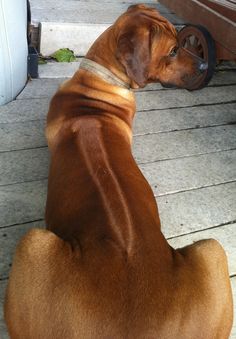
[114,4,207,89]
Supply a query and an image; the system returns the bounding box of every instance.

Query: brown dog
[5,4,233,338]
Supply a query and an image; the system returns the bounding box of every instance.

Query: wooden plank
[1,85,235,124]
[212,0,236,10]
[0,98,49,124]
[1,123,235,186]
[0,221,45,280]
[134,102,236,136]
[0,102,235,152]
[0,180,47,228]
[33,8,183,25]
[31,0,167,13]
[216,61,236,70]
[1,141,235,196]
[158,182,236,238]
[0,176,235,239]
[136,85,236,112]
[39,60,81,78]
[140,149,236,196]
[159,0,236,54]
[0,120,46,152]
[198,0,236,21]
[17,78,63,100]
[142,70,236,90]
[17,71,236,99]
[0,148,49,186]
[215,41,236,61]
[39,60,236,78]
[133,125,236,164]
[0,280,9,339]
[168,223,236,276]
[32,0,159,3]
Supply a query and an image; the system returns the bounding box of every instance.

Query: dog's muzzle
[182,48,208,73]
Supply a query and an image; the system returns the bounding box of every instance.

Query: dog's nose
[198,61,208,72]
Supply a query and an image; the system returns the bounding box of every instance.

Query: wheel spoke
[186,37,191,48]
[183,39,188,48]
[197,45,204,57]
[193,36,199,47]
[177,24,216,89]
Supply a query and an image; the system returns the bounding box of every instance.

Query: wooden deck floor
[0,63,235,337]
[1,0,236,336]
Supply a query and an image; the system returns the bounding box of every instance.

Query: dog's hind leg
[4,228,76,339]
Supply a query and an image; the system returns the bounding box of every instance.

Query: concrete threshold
[39,22,110,56]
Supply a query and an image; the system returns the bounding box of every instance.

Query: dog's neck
[80,58,131,90]
[85,26,140,89]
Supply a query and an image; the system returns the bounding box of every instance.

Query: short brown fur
[5,5,233,338]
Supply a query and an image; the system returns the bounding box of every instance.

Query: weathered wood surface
[159,182,236,237]
[1,147,236,192]
[1,101,235,152]
[0,280,8,339]
[0,120,46,152]
[133,125,236,164]
[0,148,48,185]
[16,71,236,99]
[39,61,81,78]
[141,149,236,195]
[30,1,183,25]
[134,102,236,135]
[0,179,235,240]
[159,0,236,54]
[0,180,47,228]
[1,84,235,124]
[136,85,236,111]
[38,60,236,78]
[17,78,64,100]
[35,9,183,24]
[0,98,49,124]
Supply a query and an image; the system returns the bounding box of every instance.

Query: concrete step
[39,22,110,56]
[29,0,184,55]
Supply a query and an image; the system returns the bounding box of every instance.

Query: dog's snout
[198,61,208,72]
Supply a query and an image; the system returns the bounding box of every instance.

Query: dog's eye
[169,47,178,57]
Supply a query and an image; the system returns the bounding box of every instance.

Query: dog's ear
[116,28,151,88]
[127,4,148,12]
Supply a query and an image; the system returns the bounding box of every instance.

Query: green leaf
[51,48,77,62]
[38,57,47,65]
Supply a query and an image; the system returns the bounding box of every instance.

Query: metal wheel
[178,24,216,90]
